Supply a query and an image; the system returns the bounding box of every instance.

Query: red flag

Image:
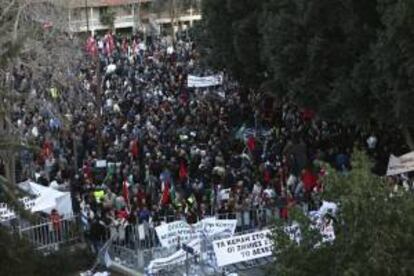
[86,36,98,57]
[300,108,315,122]
[179,161,188,182]
[301,169,318,192]
[161,181,170,205]
[105,32,115,56]
[42,140,53,159]
[130,139,139,159]
[247,136,256,152]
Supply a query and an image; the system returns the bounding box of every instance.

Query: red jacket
[301,170,318,192]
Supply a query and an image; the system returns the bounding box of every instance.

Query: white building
[67,0,202,36]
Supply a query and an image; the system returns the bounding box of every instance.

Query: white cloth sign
[96,160,107,168]
[0,197,38,222]
[213,229,273,267]
[147,238,201,273]
[18,181,73,215]
[219,188,231,201]
[386,151,414,176]
[187,74,223,88]
[309,201,337,243]
[155,217,237,248]
[0,180,74,222]
[106,64,116,74]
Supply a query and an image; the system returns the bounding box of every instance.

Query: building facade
[67,0,202,36]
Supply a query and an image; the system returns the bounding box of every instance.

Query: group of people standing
[5,31,412,251]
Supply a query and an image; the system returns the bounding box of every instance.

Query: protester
[5,31,413,250]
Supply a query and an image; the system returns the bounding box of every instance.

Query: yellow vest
[50,87,59,99]
[94,190,105,203]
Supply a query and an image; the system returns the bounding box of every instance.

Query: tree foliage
[271,151,414,276]
[201,0,414,148]
[0,0,83,186]
[0,227,93,276]
[99,7,116,29]
[201,0,265,89]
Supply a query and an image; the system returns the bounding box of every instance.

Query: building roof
[69,0,152,8]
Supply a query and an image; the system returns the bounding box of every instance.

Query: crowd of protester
[3,31,414,251]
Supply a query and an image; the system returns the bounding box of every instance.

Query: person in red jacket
[130,138,139,160]
[301,168,318,193]
[49,209,61,242]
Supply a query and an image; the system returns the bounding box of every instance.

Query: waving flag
[179,161,188,182]
[161,180,170,205]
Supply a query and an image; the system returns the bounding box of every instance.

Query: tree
[271,151,414,276]
[202,0,414,150]
[0,0,84,187]
[369,0,414,149]
[0,226,94,276]
[151,0,196,42]
[132,0,143,32]
[201,0,265,89]
[0,1,93,272]
[99,7,116,29]
[260,0,414,150]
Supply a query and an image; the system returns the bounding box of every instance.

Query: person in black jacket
[89,217,107,254]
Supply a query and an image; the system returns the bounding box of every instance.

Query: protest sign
[187,74,223,88]
[200,217,237,237]
[212,229,273,267]
[219,188,231,201]
[386,151,414,176]
[0,197,36,222]
[95,160,107,168]
[155,220,197,247]
[155,217,237,248]
[147,239,201,273]
[106,64,116,74]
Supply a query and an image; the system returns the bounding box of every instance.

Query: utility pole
[85,0,90,34]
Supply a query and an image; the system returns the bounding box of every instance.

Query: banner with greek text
[0,197,37,222]
[187,74,223,88]
[386,151,414,176]
[212,229,274,267]
[147,238,201,273]
[155,217,237,248]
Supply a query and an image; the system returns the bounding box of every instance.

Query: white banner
[187,74,223,88]
[155,217,237,248]
[147,238,201,273]
[386,151,414,176]
[0,197,37,222]
[212,229,274,267]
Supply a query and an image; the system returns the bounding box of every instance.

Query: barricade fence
[4,207,278,254]
[105,207,279,255]
[17,214,81,251]
[106,225,277,275]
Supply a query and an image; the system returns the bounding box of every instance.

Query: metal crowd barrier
[107,224,277,275]
[106,207,279,251]
[18,214,81,251]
